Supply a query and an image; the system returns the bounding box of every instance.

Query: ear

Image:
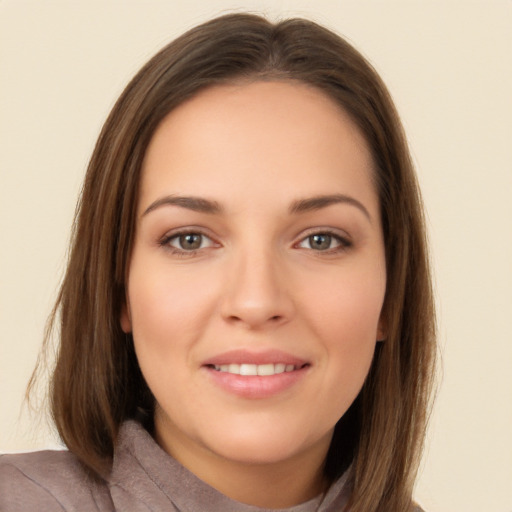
[120,300,132,333]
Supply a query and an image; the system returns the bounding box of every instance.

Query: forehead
[140,80,377,214]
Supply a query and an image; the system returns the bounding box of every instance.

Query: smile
[210,363,303,376]
[202,350,310,398]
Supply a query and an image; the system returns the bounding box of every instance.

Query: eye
[297,232,350,252]
[165,232,215,252]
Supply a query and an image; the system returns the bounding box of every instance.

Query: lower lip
[203,366,309,399]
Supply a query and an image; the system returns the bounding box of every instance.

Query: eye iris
[179,233,202,250]
[310,234,331,250]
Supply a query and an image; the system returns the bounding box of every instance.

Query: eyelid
[169,233,215,250]
[157,226,352,255]
[159,227,221,253]
[293,228,352,251]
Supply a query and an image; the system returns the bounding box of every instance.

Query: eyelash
[295,230,352,254]
[159,230,217,258]
[159,229,352,257]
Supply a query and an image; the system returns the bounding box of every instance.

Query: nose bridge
[221,240,292,328]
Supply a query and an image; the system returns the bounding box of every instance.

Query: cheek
[306,264,385,342]
[128,264,217,345]
[302,265,385,394]
[126,262,227,399]
[127,267,215,401]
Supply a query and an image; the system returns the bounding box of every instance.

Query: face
[121,81,386,479]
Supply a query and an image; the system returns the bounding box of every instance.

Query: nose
[220,247,294,330]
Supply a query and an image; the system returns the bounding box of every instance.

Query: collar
[109,420,350,512]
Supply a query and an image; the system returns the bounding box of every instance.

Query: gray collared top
[0,420,351,512]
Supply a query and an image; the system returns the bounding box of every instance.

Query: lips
[202,348,308,368]
[202,349,310,398]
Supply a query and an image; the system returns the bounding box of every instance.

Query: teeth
[240,364,257,376]
[212,363,298,376]
[275,363,286,373]
[228,364,239,374]
[257,364,274,376]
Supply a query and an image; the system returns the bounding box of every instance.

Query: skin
[121,81,386,507]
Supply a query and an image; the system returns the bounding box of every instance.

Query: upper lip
[202,349,309,367]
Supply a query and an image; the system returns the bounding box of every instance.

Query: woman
[0,13,436,512]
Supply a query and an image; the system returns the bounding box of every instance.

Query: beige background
[1,1,511,510]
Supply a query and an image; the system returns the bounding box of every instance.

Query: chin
[201,421,330,466]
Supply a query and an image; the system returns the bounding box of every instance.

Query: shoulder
[0,450,114,511]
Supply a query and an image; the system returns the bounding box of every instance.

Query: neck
[155,417,332,508]
[189,451,328,508]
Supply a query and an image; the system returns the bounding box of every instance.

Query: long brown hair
[33,13,436,511]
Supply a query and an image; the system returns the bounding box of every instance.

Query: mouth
[206,362,308,376]
[202,350,310,398]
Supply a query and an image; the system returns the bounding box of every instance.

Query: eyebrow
[142,193,371,221]
[142,195,222,216]
[289,194,372,222]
